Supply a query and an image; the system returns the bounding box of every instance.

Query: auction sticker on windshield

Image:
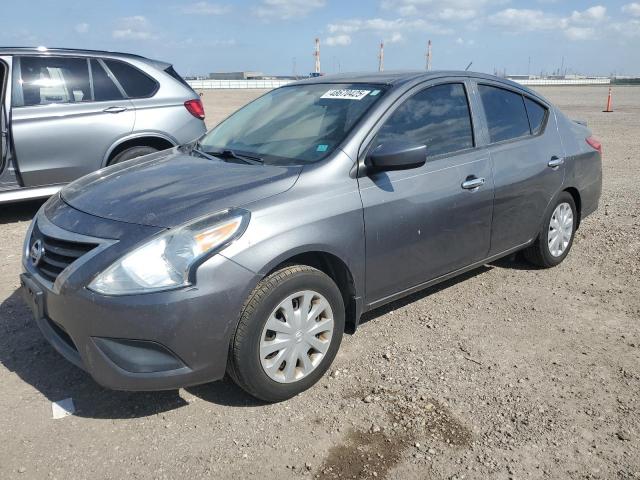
[321,89,371,100]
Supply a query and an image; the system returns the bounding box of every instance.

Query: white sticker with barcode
[321,89,372,100]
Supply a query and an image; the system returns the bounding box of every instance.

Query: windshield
[198,83,387,165]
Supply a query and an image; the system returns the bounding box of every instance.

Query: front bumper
[20,202,257,391]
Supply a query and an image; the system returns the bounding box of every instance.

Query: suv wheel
[228,265,345,402]
[109,146,158,165]
[524,192,577,268]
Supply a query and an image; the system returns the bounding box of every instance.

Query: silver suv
[0,47,206,203]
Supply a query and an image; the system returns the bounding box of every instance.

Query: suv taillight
[586,136,602,155]
[184,99,205,120]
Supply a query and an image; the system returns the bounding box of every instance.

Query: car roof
[0,47,170,69]
[289,70,544,101]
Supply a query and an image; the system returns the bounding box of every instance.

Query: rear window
[90,59,124,101]
[164,65,193,90]
[103,59,158,98]
[524,97,547,135]
[478,84,530,144]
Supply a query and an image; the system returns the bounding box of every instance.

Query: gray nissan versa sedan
[0,47,206,203]
[20,72,602,402]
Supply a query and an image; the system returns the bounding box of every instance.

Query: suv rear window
[17,56,91,106]
[164,65,192,90]
[103,59,158,98]
[478,84,530,143]
[90,59,124,101]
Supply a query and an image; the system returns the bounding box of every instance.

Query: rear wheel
[228,265,344,402]
[109,146,158,165]
[524,192,577,268]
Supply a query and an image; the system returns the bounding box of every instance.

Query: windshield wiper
[206,148,264,165]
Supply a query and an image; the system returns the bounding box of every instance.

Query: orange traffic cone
[603,87,613,113]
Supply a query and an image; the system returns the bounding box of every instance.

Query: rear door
[10,55,134,187]
[359,80,494,304]
[473,82,565,254]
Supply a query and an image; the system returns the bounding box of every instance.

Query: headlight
[88,209,249,295]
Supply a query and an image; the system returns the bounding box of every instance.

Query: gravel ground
[1,85,638,480]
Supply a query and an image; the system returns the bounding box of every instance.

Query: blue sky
[2,0,639,76]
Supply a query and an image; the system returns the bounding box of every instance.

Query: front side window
[375,83,474,158]
[198,83,387,165]
[17,56,91,106]
[103,59,158,98]
[478,84,530,143]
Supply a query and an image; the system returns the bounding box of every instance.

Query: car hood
[61,149,302,228]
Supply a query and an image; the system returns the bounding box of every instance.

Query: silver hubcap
[548,202,573,257]
[259,290,334,383]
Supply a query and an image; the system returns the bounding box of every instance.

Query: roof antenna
[464,61,473,71]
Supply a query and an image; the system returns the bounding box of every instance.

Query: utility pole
[313,38,321,74]
[292,57,297,79]
[426,39,432,71]
[378,41,384,72]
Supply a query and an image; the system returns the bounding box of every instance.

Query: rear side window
[90,59,124,101]
[376,83,474,158]
[18,56,91,106]
[524,97,547,135]
[103,59,158,98]
[478,85,530,143]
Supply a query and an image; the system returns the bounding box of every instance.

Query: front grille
[29,223,98,283]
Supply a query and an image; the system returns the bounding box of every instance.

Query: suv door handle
[461,176,485,190]
[103,106,127,114]
[548,156,564,168]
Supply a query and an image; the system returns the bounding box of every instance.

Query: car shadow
[358,265,493,326]
[359,253,535,326]
[0,288,263,420]
[0,199,44,224]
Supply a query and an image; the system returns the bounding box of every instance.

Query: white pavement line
[51,398,75,419]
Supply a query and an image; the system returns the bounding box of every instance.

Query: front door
[10,55,134,187]
[359,81,494,305]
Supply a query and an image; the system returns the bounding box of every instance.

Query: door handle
[548,156,564,168]
[103,106,127,114]
[461,176,485,190]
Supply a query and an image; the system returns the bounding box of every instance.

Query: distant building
[208,71,264,80]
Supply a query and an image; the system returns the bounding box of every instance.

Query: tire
[109,146,158,165]
[524,192,577,268]
[228,265,345,402]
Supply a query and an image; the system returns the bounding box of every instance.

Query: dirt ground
[1,85,638,480]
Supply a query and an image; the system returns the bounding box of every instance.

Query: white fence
[513,78,611,86]
[187,77,612,89]
[187,79,293,90]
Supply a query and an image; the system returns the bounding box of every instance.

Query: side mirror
[366,141,426,173]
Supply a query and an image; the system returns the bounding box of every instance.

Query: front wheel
[228,265,345,402]
[524,192,577,268]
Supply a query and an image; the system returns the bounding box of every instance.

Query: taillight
[184,99,205,120]
[586,136,602,155]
